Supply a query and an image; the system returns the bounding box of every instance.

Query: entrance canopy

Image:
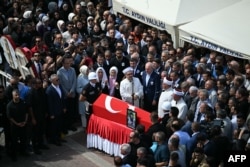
[179,0,250,59]
[112,0,239,47]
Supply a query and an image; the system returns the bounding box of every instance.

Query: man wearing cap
[160,101,172,126]
[158,77,173,118]
[171,88,188,121]
[120,67,143,107]
[79,72,102,121]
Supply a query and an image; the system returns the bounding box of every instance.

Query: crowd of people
[0,0,250,166]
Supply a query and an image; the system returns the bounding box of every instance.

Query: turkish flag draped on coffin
[93,94,151,130]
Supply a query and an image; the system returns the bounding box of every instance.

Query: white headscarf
[23,11,32,19]
[96,67,108,83]
[109,66,118,96]
[79,65,89,77]
[109,66,118,79]
[57,20,65,33]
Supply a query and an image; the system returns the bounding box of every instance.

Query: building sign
[121,6,166,29]
[182,35,247,59]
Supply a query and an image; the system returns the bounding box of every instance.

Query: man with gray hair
[194,63,206,88]
[120,143,136,167]
[137,147,155,167]
[142,62,161,112]
[186,86,199,109]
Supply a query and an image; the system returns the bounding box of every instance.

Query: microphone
[131,78,134,105]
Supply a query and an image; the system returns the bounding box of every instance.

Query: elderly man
[171,88,188,121]
[158,77,173,118]
[120,67,143,107]
[46,74,66,146]
[142,62,161,112]
[120,143,136,167]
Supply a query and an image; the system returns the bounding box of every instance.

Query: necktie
[131,79,134,105]
[197,113,202,122]
[38,63,42,79]
[125,39,128,46]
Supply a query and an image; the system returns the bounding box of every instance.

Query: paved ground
[0,128,114,167]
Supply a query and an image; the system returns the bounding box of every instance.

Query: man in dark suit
[142,62,161,112]
[103,49,113,75]
[146,112,167,142]
[153,58,163,76]
[31,52,43,80]
[129,57,143,84]
[120,143,137,167]
[193,63,206,88]
[186,122,201,162]
[110,48,130,83]
[46,74,66,146]
[93,53,109,74]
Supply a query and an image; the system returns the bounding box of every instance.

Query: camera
[200,119,224,138]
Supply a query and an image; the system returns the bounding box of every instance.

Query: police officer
[79,72,102,122]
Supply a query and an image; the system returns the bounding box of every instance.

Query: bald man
[141,62,161,112]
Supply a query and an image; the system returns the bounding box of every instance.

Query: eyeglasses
[88,19,94,22]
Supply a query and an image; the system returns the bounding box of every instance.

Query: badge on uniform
[89,91,95,95]
[122,62,125,66]
[150,81,154,85]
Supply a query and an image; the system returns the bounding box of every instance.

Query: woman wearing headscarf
[96,67,109,94]
[76,65,89,132]
[59,2,71,22]
[108,66,121,99]
[56,20,65,34]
